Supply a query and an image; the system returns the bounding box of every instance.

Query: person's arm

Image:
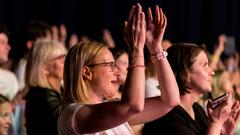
[68,33,78,49]
[145,5,179,107]
[102,29,116,48]
[207,122,223,135]
[122,2,146,114]
[59,24,67,43]
[73,4,146,134]
[210,34,226,71]
[51,24,67,44]
[128,5,180,125]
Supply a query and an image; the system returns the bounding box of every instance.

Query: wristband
[151,51,168,63]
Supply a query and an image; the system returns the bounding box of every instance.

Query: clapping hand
[146,5,167,54]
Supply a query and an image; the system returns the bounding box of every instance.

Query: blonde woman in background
[24,38,67,135]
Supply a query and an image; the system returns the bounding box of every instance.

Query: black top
[142,103,210,135]
[25,86,63,135]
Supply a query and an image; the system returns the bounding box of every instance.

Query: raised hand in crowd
[103,29,116,49]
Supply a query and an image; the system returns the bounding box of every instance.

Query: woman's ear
[82,66,92,80]
[186,69,191,85]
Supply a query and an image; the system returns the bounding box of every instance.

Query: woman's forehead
[94,48,114,62]
[191,51,208,64]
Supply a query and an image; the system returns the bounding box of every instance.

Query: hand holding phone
[209,93,229,109]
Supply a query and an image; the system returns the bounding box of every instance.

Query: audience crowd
[0,2,240,135]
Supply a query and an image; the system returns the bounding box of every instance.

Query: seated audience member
[24,38,67,135]
[110,47,129,99]
[0,25,19,101]
[58,4,180,135]
[142,43,240,135]
[15,20,52,91]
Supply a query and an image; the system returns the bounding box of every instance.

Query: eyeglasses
[87,61,117,71]
[0,112,13,121]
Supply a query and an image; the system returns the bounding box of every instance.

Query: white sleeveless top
[58,103,134,135]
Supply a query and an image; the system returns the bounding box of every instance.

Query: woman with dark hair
[143,43,240,135]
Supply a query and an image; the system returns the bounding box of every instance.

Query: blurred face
[88,48,120,100]
[0,33,10,63]
[0,102,12,135]
[115,53,129,85]
[188,51,214,93]
[47,54,66,81]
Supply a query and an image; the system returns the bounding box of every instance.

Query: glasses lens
[88,62,117,71]
[110,62,117,71]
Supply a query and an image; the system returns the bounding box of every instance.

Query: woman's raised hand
[124,3,146,53]
[146,5,167,53]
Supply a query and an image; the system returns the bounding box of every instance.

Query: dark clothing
[142,103,210,135]
[25,86,63,135]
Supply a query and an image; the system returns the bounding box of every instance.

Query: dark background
[0,0,240,60]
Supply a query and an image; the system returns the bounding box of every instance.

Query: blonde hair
[63,41,108,103]
[25,38,67,92]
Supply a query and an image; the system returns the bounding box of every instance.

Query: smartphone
[209,93,228,109]
[224,36,236,55]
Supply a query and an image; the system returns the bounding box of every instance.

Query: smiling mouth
[111,80,119,83]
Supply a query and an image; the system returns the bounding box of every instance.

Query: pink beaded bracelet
[127,65,146,70]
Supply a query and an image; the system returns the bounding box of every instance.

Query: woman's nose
[209,70,215,76]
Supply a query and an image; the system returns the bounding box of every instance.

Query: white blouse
[58,103,134,135]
